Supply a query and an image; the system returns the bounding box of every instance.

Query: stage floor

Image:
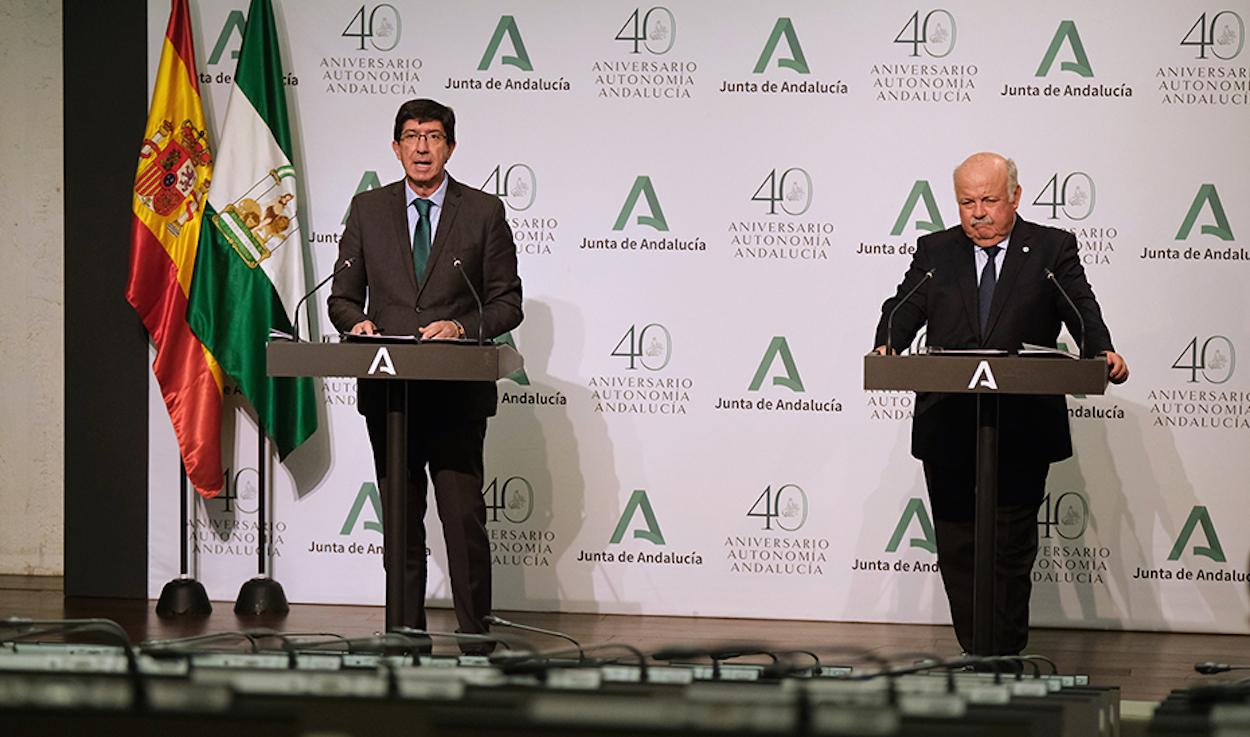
[2,575,1246,703]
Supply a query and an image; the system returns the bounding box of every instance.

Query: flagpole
[234,429,289,615]
[155,463,212,617]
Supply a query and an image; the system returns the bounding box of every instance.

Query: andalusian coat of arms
[211,166,300,268]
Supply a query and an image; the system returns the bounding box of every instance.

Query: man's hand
[419,320,463,340]
[351,320,378,335]
[1105,351,1129,384]
[873,345,893,356]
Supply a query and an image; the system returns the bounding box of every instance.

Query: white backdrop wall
[145,0,1250,633]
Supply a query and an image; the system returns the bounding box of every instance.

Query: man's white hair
[954,152,1018,193]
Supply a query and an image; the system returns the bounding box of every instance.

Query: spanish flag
[126,0,224,498]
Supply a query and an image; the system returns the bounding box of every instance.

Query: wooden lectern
[268,338,523,631]
[864,353,1107,655]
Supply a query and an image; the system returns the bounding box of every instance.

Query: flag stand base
[155,576,212,617]
[234,576,289,616]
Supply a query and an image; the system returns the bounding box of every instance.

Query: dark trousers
[923,458,1048,656]
[365,406,491,638]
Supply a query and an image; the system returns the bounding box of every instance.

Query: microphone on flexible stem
[759,650,823,679]
[884,268,936,355]
[391,627,519,654]
[651,644,764,681]
[1043,267,1086,358]
[491,642,649,682]
[484,615,584,662]
[1196,662,1250,675]
[452,258,485,345]
[291,258,354,342]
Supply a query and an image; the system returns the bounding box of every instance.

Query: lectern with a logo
[864,353,1108,655]
[268,338,523,630]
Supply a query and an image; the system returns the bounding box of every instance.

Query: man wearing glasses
[329,98,523,651]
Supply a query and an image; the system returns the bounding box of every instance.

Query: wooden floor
[2,575,1247,703]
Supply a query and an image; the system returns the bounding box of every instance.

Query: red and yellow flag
[126,0,224,498]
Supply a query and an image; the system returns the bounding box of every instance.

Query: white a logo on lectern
[368,346,397,375]
[968,360,998,390]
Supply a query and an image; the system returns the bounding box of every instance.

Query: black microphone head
[342,258,353,268]
[651,646,704,661]
[1195,661,1229,675]
[1043,267,1056,279]
[926,268,937,278]
[452,257,463,268]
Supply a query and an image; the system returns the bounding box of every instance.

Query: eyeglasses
[399,131,447,145]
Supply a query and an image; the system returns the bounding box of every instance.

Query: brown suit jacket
[328,176,523,418]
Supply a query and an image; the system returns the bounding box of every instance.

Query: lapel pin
[1022,246,1030,253]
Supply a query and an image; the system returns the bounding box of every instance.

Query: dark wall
[63,0,150,598]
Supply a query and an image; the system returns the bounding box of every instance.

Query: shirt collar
[405,174,450,210]
[974,233,1011,255]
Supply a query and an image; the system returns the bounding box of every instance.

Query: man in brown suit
[329,99,522,649]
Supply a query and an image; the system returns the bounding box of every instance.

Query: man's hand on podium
[1105,351,1129,384]
[351,320,378,336]
[419,320,463,340]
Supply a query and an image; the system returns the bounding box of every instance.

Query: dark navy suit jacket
[874,217,1115,468]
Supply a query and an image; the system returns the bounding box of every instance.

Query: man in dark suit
[873,152,1128,655]
[328,99,522,648]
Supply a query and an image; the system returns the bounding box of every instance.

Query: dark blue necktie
[412,198,432,281]
[978,245,1002,335]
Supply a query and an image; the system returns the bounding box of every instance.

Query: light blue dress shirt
[404,174,449,250]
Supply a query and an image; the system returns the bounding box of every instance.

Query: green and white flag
[189,0,316,458]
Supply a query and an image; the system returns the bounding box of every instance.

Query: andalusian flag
[188,0,317,458]
[127,0,223,498]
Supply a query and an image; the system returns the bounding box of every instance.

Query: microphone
[291,258,354,342]
[1043,266,1085,358]
[758,650,822,679]
[884,268,935,355]
[391,626,519,655]
[451,258,485,345]
[484,615,584,662]
[491,642,650,682]
[1196,661,1250,674]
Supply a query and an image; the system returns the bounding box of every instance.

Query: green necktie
[412,198,432,281]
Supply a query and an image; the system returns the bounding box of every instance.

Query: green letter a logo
[340,482,383,535]
[885,498,936,553]
[613,176,669,231]
[1167,505,1226,562]
[342,170,382,225]
[1175,184,1235,241]
[1035,20,1094,78]
[478,15,533,71]
[494,332,530,385]
[753,18,809,74]
[748,337,805,392]
[609,490,666,545]
[207,10,246,65]
[890,180,945,236]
